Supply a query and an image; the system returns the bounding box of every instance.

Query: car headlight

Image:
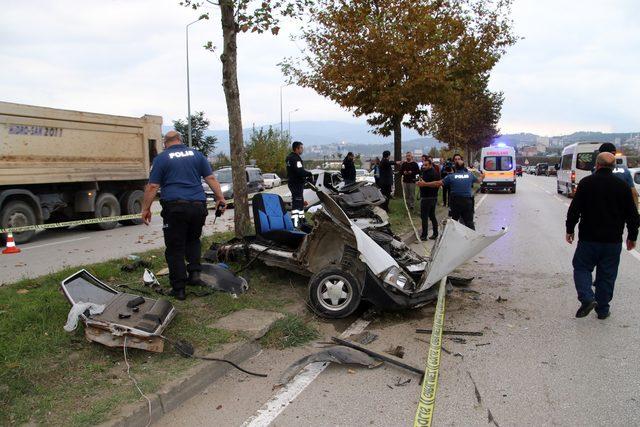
[220,184,231,193]
[383,266,412,291]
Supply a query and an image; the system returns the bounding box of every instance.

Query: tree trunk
[220,2,250,237]
[393,116,403,197]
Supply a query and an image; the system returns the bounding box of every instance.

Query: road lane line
[475,194,487,209]
[20,236,91,250]
[242,318,370,427]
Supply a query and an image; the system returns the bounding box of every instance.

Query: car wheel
[119,190,144,225]
[0,200,37,244]
[308,267,362,319]
[88,193,120,230]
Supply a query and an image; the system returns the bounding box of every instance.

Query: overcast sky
[1,0,638,136]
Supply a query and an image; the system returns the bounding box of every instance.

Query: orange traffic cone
[2,233,21,254]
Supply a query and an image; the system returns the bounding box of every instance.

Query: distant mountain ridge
[162,122,640,155]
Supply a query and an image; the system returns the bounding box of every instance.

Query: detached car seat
[252,193,307,249]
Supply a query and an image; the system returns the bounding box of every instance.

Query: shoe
[169,288,186,301]
[575,300,596,318]
[188,271,205,287]
[429,234,438,240]
[597,312,610,320]
[420,235,428,241]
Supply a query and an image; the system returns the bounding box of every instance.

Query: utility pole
[288,108,299,141]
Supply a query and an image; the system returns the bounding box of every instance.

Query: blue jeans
[572,240,622,315]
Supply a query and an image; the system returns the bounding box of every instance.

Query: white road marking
[20,236,90,250]
[475,194,487,209]
[627,248,640,263]
[242,318,370,427]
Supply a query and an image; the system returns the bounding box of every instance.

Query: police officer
[419,153,484,230]
[141,131,226,300]
[286,141,312,227]
[598,143,638,206]
[342,152,356,185]
[378,150,394,212]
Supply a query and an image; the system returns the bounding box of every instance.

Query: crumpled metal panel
[418,220,507,291]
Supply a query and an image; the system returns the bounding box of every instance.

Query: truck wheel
[0,201,37,244]
[308,267,361,319]
[88,193,120,230]
[119,190,144,225]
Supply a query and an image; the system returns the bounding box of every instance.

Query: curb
[102,334,267,426]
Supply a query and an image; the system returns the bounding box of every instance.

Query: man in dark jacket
[416,158,441,240]
[400,152,420,211]
[342,152,356,185]
[286,141,313,227]
[378,150,394,212]
[566,152,639,319]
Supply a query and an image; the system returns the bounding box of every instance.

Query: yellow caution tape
[0,202,218,234]
[414,276,448,427]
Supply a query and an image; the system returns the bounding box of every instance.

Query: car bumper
[362,270,438,310]
[481,181,515,189]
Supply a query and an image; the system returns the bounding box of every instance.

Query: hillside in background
[162,122,640,158]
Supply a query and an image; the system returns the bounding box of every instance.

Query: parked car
[262,173,282,189]
[630,168,640,196]
[515,165,523,177]
[546,165,558,176]
[534,163,549,176]
[210,167,264,201]
[355,169,375,184]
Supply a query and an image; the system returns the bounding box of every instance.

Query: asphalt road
[157,175,640,426]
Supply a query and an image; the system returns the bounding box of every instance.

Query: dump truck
[0,101,163,243]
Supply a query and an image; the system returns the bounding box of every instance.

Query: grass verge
[260,314,319,350]
[0,233,307,426]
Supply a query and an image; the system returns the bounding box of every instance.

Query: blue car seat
[252,193,307,249]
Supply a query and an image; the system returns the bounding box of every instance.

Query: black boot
[188,271,205,287]
[169,288,186,301]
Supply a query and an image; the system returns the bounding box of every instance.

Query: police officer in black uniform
[419,153,484,230]
[286,141,313,227]
[141,131,226,300]
[342,152,357,185]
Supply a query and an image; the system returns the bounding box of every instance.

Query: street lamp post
[288,108,299,141]
[186,15,207,147]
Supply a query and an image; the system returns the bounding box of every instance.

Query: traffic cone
[2,233,21,254]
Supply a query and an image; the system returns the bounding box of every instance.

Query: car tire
[511,186,516,194]
[308,267,362,319]
[88,193,121,230]
[0,200,37,244]
[119,190,144,225]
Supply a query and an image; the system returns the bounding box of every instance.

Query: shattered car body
[61,269,176,352]
[283,170,390,231]
[214,190,506,319]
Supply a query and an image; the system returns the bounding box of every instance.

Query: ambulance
[480,143,517,193]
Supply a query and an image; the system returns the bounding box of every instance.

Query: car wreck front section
[214,189,506,318]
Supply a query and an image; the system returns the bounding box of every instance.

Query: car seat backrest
[254,193,294,234]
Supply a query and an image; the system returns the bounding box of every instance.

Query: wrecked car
[209,188,506,319]
[282,169,390,231]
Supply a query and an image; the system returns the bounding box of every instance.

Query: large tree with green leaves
[246,126,290,177]
[173,111,218,157]
[282,0,516,194]
[180,0,313,237]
